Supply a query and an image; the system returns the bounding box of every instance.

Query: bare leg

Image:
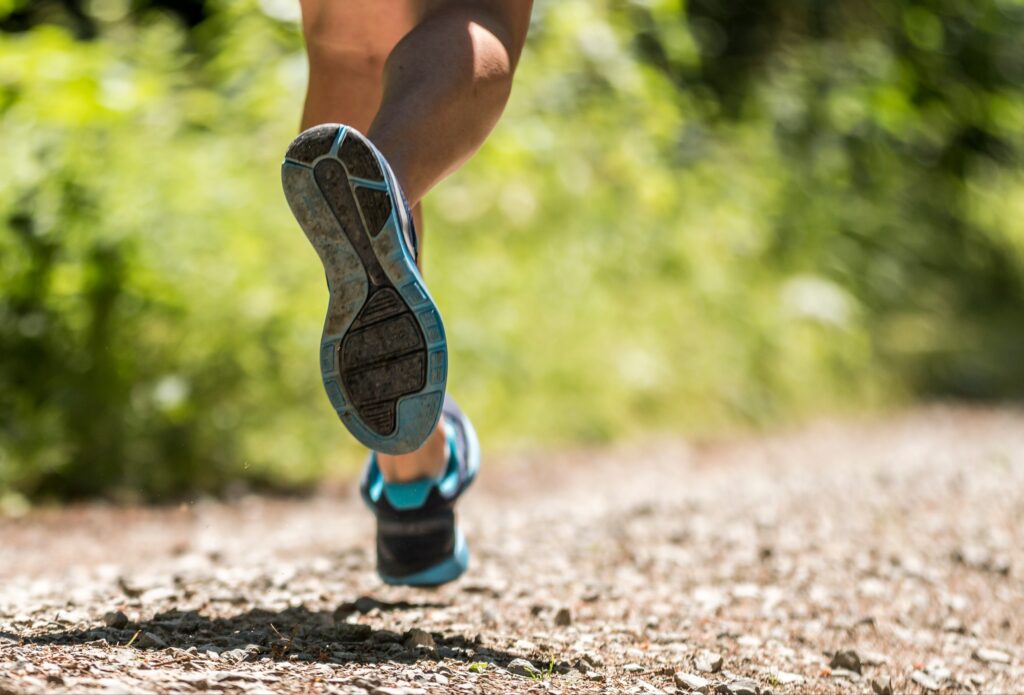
[298,0,531,481]
[299,1,428,266]
[369,1,531,206]
[372,2,529,480]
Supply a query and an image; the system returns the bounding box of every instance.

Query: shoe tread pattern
[310,135,428,437]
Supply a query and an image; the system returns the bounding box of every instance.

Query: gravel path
[2,407,1022,694]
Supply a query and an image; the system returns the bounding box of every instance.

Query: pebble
[774,671,803,685]
[585,671,605,682]
[973,648,1011,664]
[403,629,435,651]
[831,668,860,681]
[674,671,710,692]
[624,663,644,673]
[507,658,541,678]
[338,624,373,642]
[860,650,889,666]
[638,679,667,694]
[355,596,380,613]
[117,577,144,598]
[942,617,966,634]
[103,611,128,629]
[870,678,892,695]
[369,630,403,645]
[925,660,950,681]
[696,651,724,674]
[720,678,759,695]
[829,649,862,674]
[910,670,940,691]
[221,648,251,662]
[133,632,167,649]
[554,607,572,626]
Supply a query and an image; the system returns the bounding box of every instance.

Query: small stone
[870,677,893,695]
[103,611,128,629]
[507,658,541,678]
[355,596,380,613]
[860,651,889,666]
[910,671,940,692]
[554,607,572,626]
[973,648,1011,664]
[829,649,862,674]
[674,671,710,692]
[624,663,644,673]
[942,617,966,634]
[134,631,167,649]
[404,628,435,650]
[831,668,860,681]
[695,651,724,674]
[338,623,373,642]
[969,673,987,686]
[221,648,251,662]
[723,678,759,695]
[638,679,667,694]
[925,660,950,682]
[774,672,803,685]
[369,630,403,645]
[553,660,573,674]
[117,576,144,598]
[586,671,605,682]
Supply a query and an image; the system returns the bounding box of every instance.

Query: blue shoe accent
[365,422,460,510]
[361,398,479,587]
[282,124,447,455]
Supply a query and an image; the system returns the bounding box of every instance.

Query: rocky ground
[1,406,1023,695]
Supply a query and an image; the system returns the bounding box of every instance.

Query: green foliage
[1,0,1022,500]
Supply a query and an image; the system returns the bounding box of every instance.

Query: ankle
[376,421,448,483]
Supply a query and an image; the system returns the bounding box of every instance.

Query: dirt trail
[2,406,1023,694]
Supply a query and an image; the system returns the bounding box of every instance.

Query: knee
[388,3,517,104]
[467,14,516,100]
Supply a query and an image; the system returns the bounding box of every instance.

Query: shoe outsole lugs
[282,125,447,455]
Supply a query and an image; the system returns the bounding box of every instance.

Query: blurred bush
[1,0,1022,501]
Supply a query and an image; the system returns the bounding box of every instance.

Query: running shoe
[282,125,447,455]
[361,397,479,587]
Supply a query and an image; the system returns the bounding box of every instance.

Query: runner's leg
[298,0,530,481]
[368,1,532,206]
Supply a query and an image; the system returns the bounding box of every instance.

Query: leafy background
[2,0,1022,503]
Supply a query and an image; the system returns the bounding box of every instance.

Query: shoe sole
[282,125,447,455]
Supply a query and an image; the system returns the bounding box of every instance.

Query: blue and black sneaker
[361,397,480,587]
[282,125,447,455]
